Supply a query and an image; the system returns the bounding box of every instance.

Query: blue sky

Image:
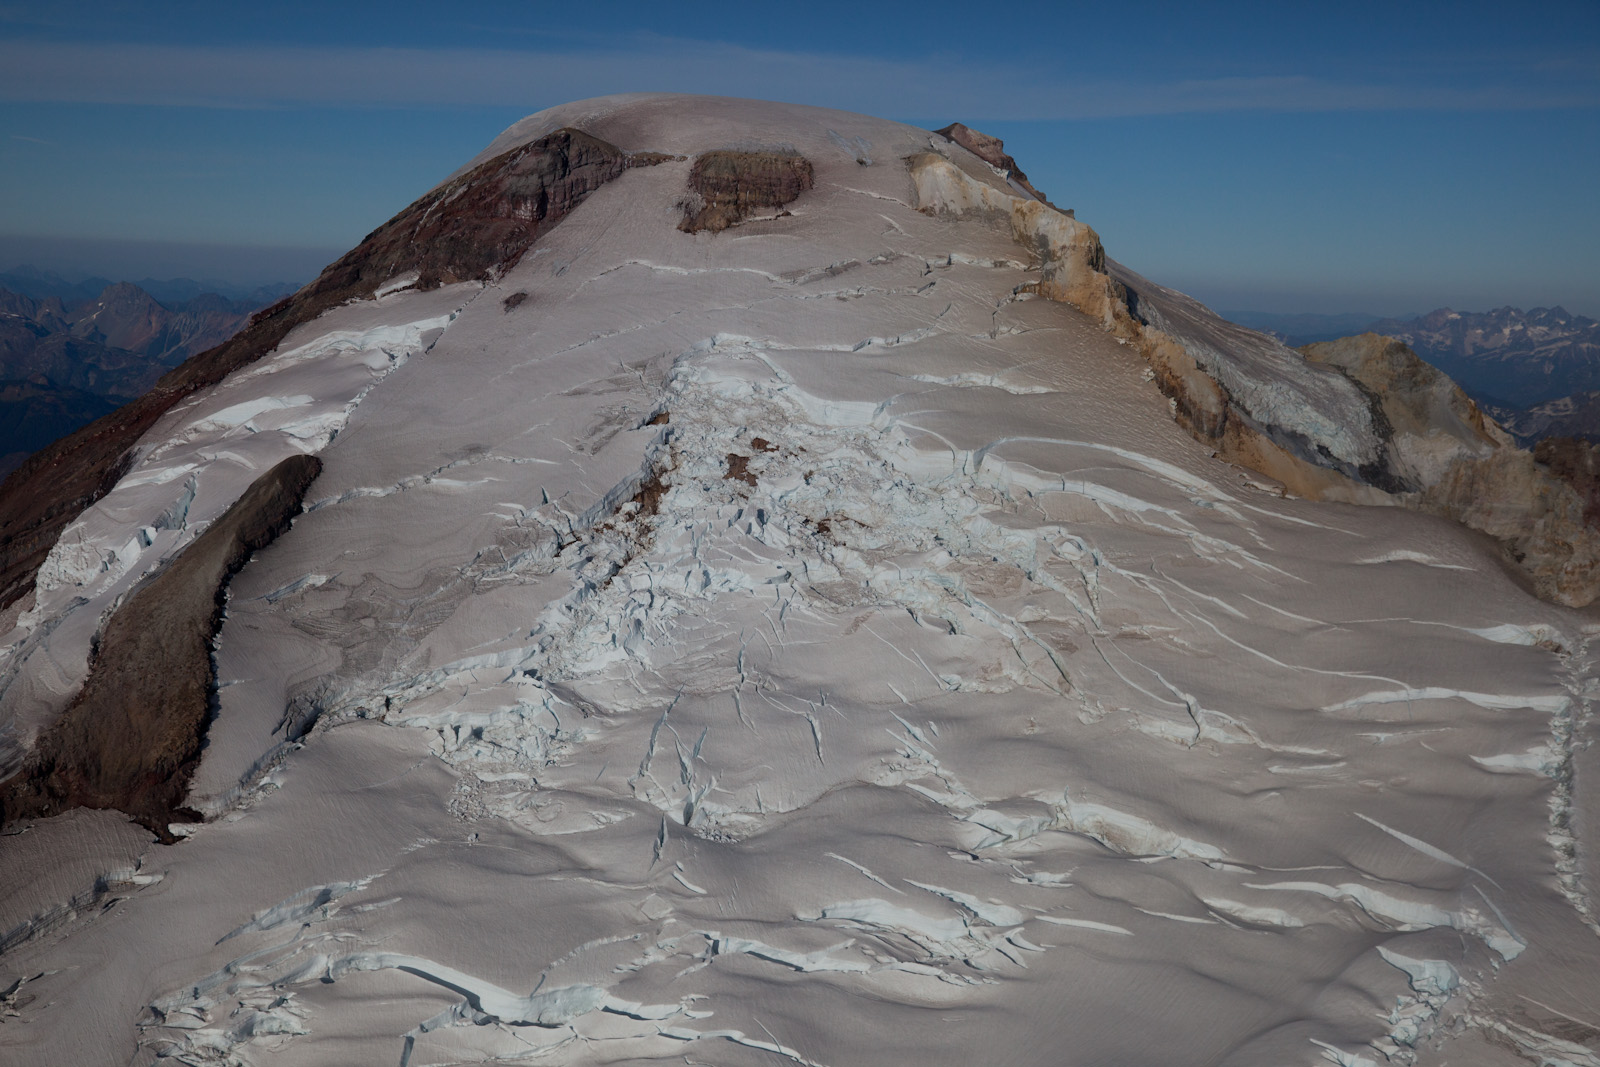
[1,1,1596,314]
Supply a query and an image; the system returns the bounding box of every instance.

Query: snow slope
[2,95,1597,1067]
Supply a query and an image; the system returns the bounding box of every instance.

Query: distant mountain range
[1226,305,1600,443]
[1364,306,1600,409]
[1492,390,1600,445]
[0,274,298,475]
[0,264,296,308]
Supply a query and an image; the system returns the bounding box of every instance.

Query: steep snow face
[0,286,472,776]
[2,95,1598,1067]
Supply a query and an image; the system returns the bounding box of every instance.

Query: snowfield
[2,95,1597,1067]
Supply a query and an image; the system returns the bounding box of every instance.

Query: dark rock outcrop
[679,151,814,233]
[0,127,667,614]
[318,127,670,290]
[0,455,321,838]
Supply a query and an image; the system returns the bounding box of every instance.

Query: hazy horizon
[2,1,1596,317]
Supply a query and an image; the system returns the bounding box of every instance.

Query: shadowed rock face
[317,126,671,291]
[0,128,667,614]
[0,455,321,839]
[679,150,814,233]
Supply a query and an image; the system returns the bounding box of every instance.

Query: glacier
[0,94,1596,1067]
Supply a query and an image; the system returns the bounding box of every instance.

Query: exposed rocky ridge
[933,123,1051,204]
[907,151,1120,327]
[678,150,813,233]
[1233,307,1600,438]
[318,127,671,290]
[1107,264,1390,491]
[1301,333,1511,485]
[908,147,1386,496]
[0,455,321,839]
[1304,334,1600,604]
[0,127,668,614]
[918,127,1600,605]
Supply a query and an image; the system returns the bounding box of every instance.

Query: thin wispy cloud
[0,39,1595,120]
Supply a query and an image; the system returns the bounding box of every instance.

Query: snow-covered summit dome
[1,94,1597,1067]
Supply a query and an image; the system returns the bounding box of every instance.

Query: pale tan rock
[910,143,1600,605]
[908,153,1127,332]
[908,148,1380,506]
[1304,333,1510,484]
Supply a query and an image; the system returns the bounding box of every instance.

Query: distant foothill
[0,268,298,475]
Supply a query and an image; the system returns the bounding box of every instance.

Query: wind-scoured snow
[2,94,1597,1067]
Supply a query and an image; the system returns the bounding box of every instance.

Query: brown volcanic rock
[319,126,669,290]
[934,123,1050,204]
[679,150,814,233]
[0,454,321,838]
[0,127,666,613]
[1417,445,1600,606]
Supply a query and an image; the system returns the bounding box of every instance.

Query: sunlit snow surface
[2,96,1598,1067]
